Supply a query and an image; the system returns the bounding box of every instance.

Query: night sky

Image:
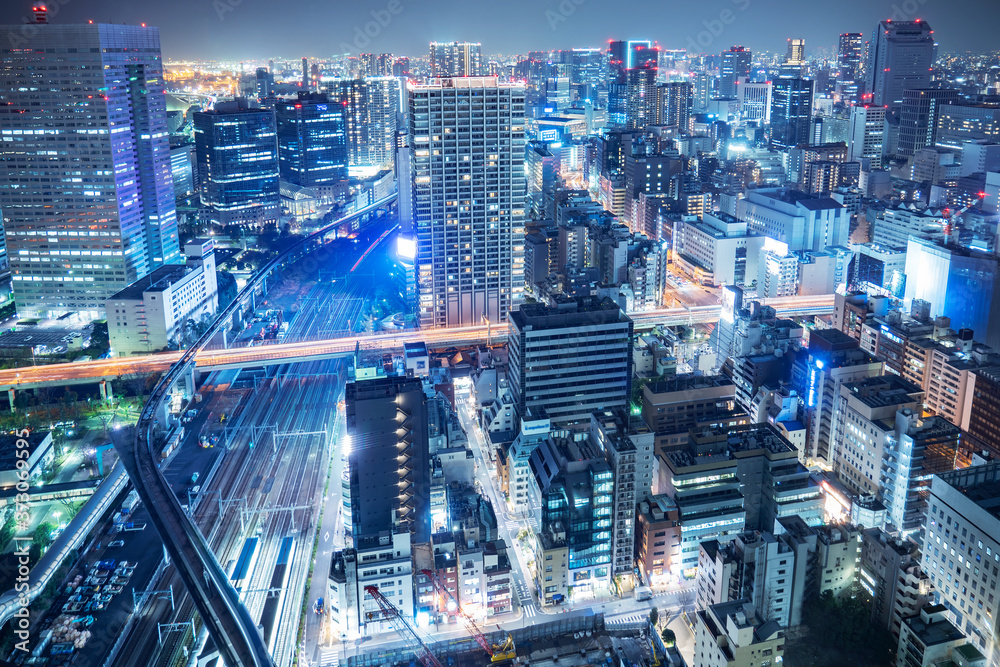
[0,0,997,61]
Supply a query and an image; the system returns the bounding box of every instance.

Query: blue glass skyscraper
[275,93,348,195]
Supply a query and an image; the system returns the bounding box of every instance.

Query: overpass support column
[7,389,13,412]
[99,380,113,403]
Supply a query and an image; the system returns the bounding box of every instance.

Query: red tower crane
[363,585,445,667]
[419,569,516,662]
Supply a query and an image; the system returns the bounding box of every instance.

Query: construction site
[344,609,686,667]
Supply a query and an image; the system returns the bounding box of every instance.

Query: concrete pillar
[7,388,14,412]
[99,380,113,403]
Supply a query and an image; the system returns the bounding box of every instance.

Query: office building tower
[737,80,772,125]
[848,104,887,168]
[406,77,524,328]
[655,82,693,130]
[770,77,814,150]
[255,67,273,100]
[864,20,934,110]
[903,238,1000,349]
[274,93,347,196]
[966,368,1000,455]
[608,40,654,83]
[719,46,752,99]
[345,376,431,544]
[838,32,865,102]
[525,142,560,220]
[786,39,805,66]
[508,297,633,427]
[570,47,604,91]
[839,33,864,81]
[429,41,483,77]
[924,464,1000,659]
[0,21,180,318]
[897,89,960,158]
[392,57,410,77]
[302,57,309,90]
[325,78,400,168]
[194,100,280,227]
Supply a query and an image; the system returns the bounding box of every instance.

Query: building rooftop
[510,296,629,331]
[902,606,966,648]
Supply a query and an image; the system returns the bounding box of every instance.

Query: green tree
[217,270,238,310]
[32,522,55,551]
[661,628,675,647]
[648,606,659,628]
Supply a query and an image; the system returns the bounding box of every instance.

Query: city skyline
[2,0,999,60]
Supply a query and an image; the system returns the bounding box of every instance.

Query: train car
[230,537,260,597]
[260,536,295,653]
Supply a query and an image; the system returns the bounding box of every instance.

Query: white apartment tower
[429,42,483,77]
[406,77,525,328]
[0,21,181,318]
[848,104,887,168]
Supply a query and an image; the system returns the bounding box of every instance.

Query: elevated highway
[0,296,834,392]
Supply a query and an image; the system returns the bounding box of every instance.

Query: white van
[635,586,653,601]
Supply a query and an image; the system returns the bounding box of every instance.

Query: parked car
[108,540,125,548]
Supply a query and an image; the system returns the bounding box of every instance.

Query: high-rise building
[569,47,604,92]
[608,40,654,83]
[737,80,772,125]
[864,20,934,110]
[838,32,864,82]
[274,93,347,194]
[508,297,633,427]
[737,188,850,252]
[786,38,806,66]
[609,65,657,130]
[934,103,1000,149]
[325,78,400,168]
[897,89,960,158]
[655,82,693,130]
[194,100,280,228]
[405,77,524,328]
[359,53,394,77]
[429,41,483,77]
[0,21,180,318]
[719,46,752,99]
[345,376,431,544]
[255,67,273,100]
[924,464,1000,659]
[302,57,309,90]
[770,77,814,150]
[847,104,887,168]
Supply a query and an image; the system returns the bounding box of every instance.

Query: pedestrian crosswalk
[607,612,647,626]
[521,603,538,618]
[505,520,521,532]
[319,649,339,666]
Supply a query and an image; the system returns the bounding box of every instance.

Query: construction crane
[363,585,445,667]
[420,569,516,662]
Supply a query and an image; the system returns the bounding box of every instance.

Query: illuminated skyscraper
[719,46,752,98]
[194,100,280,227]
[405,77,525,328]
[847,104,887,168]
[325,78,401,168]
[864,20,934,109]
[786,39,805,65]
[429,41,483,77]
[837,33,864,85]
[0,20,180,318]
[770,77,814,150]
[274,93,348,194]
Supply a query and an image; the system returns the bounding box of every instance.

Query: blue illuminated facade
[904,237,1000,349]
[275,93,348,191]
[194,100,280,227]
